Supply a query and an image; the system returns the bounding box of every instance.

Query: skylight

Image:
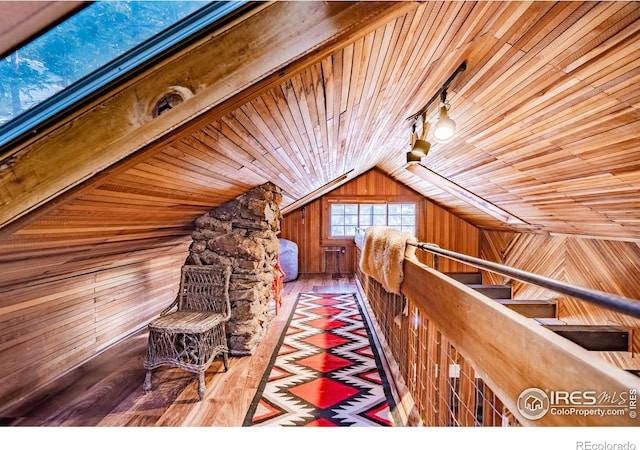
[0,0,247,152]
[0,1,208,125]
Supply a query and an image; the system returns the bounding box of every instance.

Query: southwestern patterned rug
[243,292,399,427]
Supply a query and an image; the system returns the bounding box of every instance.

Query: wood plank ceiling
[1,1,639,280]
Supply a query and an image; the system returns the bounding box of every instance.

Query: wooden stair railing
[443,271,629,352]
[354,231,640,425]
[402,258,640,426]
[417,240,640,319]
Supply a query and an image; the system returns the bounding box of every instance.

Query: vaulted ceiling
[1,0,639,252]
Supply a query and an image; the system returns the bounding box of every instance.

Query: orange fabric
[272,256,286,315]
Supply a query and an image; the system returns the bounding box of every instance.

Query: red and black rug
[243,292,398,427]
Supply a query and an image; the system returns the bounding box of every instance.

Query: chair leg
[143,370,152,393]
[197,371,206,401]
[223,351,229,372]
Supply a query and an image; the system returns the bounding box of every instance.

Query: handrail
[412,241,640,320]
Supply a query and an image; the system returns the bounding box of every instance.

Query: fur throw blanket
[359,226,417,294]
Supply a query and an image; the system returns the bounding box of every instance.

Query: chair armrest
[159,298,179,316]
[222,295,232,322]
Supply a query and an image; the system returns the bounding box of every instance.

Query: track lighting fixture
[433,90,456,143]
[410,114,431,157]
[406,151,422,164]
[406,61,466,147]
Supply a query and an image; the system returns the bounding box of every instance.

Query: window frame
[0,1,252,155]
[321,196,421,247]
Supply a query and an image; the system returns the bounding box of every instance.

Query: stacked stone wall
[187,182,282,355]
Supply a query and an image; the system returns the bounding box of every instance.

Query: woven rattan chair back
[177,265,231,314]
[143,265,232,400]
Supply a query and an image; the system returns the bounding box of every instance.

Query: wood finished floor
[3,273,403,427]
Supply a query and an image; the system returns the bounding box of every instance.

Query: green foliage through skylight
[0,1,209,126]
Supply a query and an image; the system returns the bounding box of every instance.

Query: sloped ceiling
[0,1,84,57]
[1,1,639,250]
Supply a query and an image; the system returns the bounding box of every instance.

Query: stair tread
[541,323,629,352]
[543,324,628,332]
[468,284,512,299]
[497,299,556,304]
[499,299,557,318]
[443,272,483,284]
[535,318,565,325]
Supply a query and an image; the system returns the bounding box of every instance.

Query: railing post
[428,243,440,271]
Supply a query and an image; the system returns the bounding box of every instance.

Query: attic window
[329,202,416,237]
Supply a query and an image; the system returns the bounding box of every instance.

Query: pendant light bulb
[434,105,456,143]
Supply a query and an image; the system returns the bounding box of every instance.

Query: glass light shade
[434,106,456,143]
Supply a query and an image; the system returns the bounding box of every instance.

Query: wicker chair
[143,265,232,400]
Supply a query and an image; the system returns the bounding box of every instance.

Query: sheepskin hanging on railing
[358,226,418,294]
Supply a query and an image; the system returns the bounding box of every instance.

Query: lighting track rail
[406,61,467,122]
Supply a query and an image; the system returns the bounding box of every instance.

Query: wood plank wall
[279,200,324,274]
[280,168,480,274]
[480,230,640,369]
[0,239,190,413]
[424,200,480,273]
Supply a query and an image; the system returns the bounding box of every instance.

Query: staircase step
[444,272,483,284]
[468,284,512,299]
[542,325,630,352]
[496,299,557,318]
[534,318,565,325]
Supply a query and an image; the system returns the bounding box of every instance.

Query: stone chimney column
[187,182,282,356]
